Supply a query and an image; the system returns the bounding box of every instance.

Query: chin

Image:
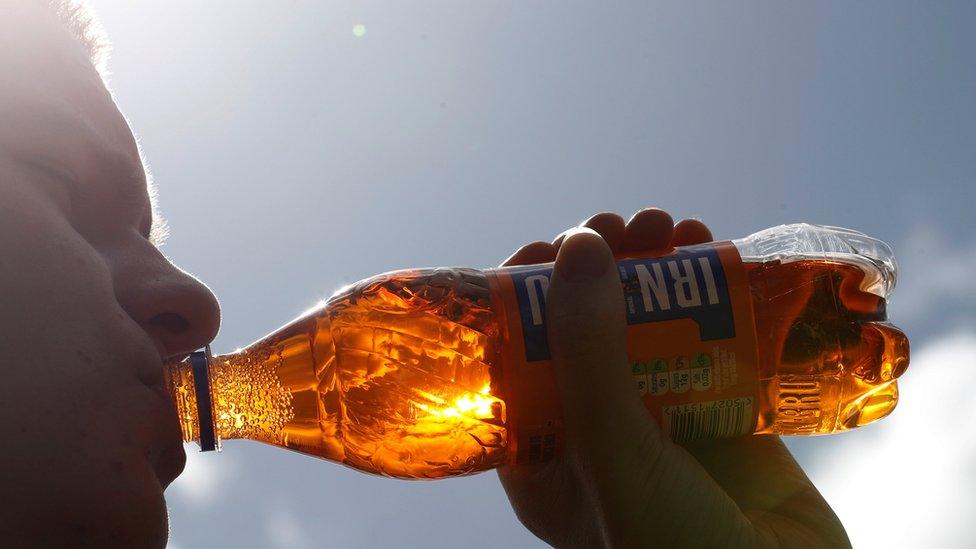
[101,488,171,548]
[132,490,171,549]
[129,466,173,549]
[2,483,171,548]
[84,479,172,548]
[82,453,173,547]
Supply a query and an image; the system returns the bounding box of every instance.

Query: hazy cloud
[265,507,312,549]
[808,331,976,548]
[167,447,239,509]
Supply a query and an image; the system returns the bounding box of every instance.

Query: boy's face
[0,5,220,546]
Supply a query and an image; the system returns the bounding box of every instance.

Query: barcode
[663,397,754,442]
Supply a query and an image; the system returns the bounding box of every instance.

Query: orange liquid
[169,268,508,479]
[167,259,909,479]
[747,259,909,435]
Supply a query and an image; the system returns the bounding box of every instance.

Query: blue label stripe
[509,245,736,362]
[511,267,552,362]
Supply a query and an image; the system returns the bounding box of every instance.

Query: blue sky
[87,1,974,547]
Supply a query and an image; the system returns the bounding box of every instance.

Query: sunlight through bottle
[166,224,910,479]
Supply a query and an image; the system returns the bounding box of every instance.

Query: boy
[0,2,847,546]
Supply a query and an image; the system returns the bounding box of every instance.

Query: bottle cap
[190,346,219,452]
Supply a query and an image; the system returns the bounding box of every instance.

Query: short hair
[45,0,109,73]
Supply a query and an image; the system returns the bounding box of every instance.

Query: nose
[110,238,221,361]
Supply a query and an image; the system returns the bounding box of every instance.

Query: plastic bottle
[166,224,909,479]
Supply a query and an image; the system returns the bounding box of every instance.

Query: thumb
[546,230,748,547]
[546,229,656,448]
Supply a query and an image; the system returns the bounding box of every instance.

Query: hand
[498,209,849,548]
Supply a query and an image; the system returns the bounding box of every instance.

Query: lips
[144,381,188,487]
[154,438,187,489]
[133,334,193,486]
[136,339,173,389]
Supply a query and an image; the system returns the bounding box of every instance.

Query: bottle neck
[165,345,297,451]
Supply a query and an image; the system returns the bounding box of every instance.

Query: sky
[85,1,975,547]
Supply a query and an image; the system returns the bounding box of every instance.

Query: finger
[551,229,571,249]
[684,436,821,508]
[545,229,649,436]
[580,212,626,252]
[620,208,675,253]
[671,218,713,246]
[501,241,558,267]
[684,436,848,545]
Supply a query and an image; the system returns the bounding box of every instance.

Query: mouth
[132,335,193,487]
[155,437,187,489]
[146,380,188,488]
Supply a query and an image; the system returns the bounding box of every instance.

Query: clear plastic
[733,223,897,298]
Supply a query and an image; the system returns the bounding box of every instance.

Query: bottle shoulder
[733,223,897,298]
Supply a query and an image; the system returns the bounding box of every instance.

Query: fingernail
[551,229,571,247]
[554,228,613,282]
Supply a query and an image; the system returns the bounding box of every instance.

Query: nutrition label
[633,347,742,397]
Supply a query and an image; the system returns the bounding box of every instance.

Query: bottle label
[487,241,760,464]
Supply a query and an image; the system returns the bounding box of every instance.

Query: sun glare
[413,384,497,421]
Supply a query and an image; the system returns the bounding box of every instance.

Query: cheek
[0,382,171,546]
[0,188,169,545]
[0,188,125,394]
[0,183,115,308]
